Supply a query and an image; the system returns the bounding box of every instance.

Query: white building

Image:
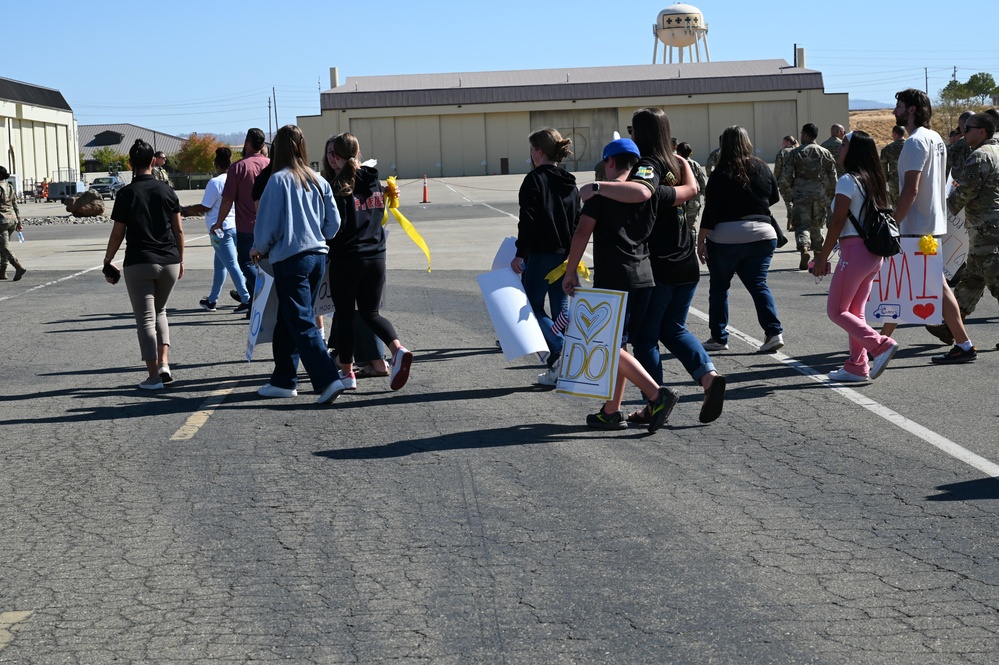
[0,77,80,188]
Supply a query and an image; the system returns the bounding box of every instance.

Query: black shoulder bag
[847,176,901,257]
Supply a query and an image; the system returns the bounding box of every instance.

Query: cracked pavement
[2,178,999,663]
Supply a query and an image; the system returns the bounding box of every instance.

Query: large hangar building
[297,5,847,178]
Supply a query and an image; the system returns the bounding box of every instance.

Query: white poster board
[943,174,970,281]
[246,261,280,361]
[556,288,628,402]
[476,268,549,361]
[864,238,944,325]
[491,236,518,272]
[313,267,335,318]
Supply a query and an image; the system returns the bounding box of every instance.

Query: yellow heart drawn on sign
[574,299,612,345]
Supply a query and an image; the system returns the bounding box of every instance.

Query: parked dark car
[90,176,126,200]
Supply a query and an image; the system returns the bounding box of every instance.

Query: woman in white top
[181,147,250,312]
[813,130,899,382]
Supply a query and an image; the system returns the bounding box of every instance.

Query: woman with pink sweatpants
[811,130,899,382]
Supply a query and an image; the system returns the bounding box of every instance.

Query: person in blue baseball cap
[561,136,698,432]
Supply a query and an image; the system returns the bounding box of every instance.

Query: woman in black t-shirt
[103,139,184,390]
[698,126,784,355]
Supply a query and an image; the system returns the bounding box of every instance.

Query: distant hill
[850,98,893,111]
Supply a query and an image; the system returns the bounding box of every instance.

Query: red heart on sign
[913,303,936,320]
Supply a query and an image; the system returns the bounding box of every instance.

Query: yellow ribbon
[381,176,432,272]
[919,234,938,255]
[545,260,591,284]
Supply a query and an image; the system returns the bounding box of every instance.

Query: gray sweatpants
[124,263,180,360]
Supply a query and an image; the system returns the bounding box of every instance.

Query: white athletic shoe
[258,383,298,398]
[828,368,868,383]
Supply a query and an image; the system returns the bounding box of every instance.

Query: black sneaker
[199,297,217,312]
[931,345,977,364]
[647,386,680,433]
[233,302,251,314]
[229,289,242,303]
[586,408,627,429]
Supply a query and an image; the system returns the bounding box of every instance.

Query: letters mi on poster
[556,288,628,401]
[864,238,944,325]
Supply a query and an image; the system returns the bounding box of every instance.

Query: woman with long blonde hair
[251,124,345,404]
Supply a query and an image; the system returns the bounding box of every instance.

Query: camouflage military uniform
[948,137,999,319]
[0,179,24,279]
[774,146,795,219]
[152,166,172,187]
[947,137,973,184]
[683,157,708,231]
[705,148,720,175]
[820,136,845,177]
[880,138,905,210]
[778,142,837,254]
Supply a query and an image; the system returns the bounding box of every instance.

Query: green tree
[91,146,128,173]
[175,133,225,173]
[940,79,970,104]
[965,72,998,106]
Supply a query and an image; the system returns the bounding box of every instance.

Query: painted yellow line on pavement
[171,388,233,441]
[0,611,34,652]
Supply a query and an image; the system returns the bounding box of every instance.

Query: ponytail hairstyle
[528,128,572,163]
[214,146,232,171]
[270,124,320,190]
[630,107,682,184]
[321,133,361,196]
[842,130,889,210]
[129,139,154,170]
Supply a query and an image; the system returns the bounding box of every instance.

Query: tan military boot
[799,251,810,271]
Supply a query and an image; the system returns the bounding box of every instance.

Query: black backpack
[847,176,901,257]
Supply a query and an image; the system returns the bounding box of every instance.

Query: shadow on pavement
[926,477,999,501]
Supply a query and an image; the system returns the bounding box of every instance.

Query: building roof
[78,124,185,160]
[321,59,822,111]
[0,77,72,112]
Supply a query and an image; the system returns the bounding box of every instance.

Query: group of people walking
[99,88,991,422]
[103,126,411,402]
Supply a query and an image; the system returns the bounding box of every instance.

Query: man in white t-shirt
[881,88,977,364]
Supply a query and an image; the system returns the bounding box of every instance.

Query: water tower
[653,4,710,64]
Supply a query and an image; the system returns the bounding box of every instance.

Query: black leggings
[329,256,399,364]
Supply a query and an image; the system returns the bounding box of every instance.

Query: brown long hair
[270,124,320,189]
[717,126,763,186]
[842,130,889,210]
[529,128,572,162]
[321,133,361,196]
[630,108,682,184]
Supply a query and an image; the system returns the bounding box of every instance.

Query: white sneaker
[158,363,172,383]
[869,341,899,380]
[138,376,164,390]
[537,367,558,386]
[759,333,784,353]
[258,383,297,398]
[339,370,357,390]
[390,347,413,391]
[317,378,346,404]
[702,338,729,351]
[828,368,869,383]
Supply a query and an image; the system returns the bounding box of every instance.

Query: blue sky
[7,1,996,137]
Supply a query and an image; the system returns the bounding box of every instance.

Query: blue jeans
[209,228,249,304]
[633,282,716,384]
[236,231,258,302]
[523,251,567,355]
[706,238,782,343]
[269,251,338,392]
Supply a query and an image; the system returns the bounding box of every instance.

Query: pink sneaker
[339,370,357,390]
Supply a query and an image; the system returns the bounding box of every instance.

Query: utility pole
[925,67,929,93]
[272,87,279,129]
[268,98,273,143]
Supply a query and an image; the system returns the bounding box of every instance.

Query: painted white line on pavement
[688,307,999,478]
[0,234,211,303]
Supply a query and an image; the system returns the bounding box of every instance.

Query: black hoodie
[328,166,387,261]
[515,164,581,259]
